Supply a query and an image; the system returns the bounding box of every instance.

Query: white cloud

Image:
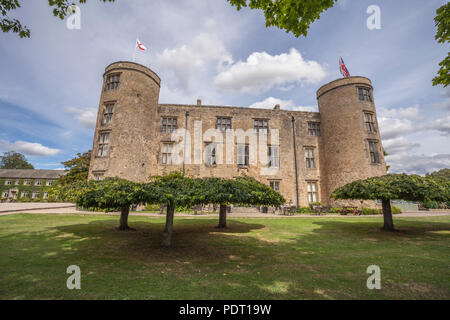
[214,48,326,94]
[386,153,450,175]
[248,97,318,112]
[378,105,420,120]
[157,28,233,91]
[382,136,420,155]
[0,140,60,156]
[65,107,97,129]
[428,115,450,136]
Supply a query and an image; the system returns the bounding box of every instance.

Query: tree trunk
[118,205,135,231]
[381,199,395,231]
[161,204,175,246]
[217,204,227,228]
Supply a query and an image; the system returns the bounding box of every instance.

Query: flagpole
[133,38,137,62]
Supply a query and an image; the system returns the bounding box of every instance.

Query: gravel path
[0,203,449,218]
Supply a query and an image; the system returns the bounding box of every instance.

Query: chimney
[197,99,202,106]
[274,104,280,111]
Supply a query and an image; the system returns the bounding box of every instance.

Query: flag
[136,38,147,51]
[339,56,350,77]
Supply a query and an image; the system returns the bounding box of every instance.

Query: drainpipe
[292,116,300,208]
[182,111,189,176]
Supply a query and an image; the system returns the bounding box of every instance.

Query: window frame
[358,87,372,102]
[161,117,178,134]
[97,131,110,157]
[363,112,376,133]
[161,142,174,165]
[368,140,381,164]
[269,180,280,192]
[307,181,318,203]
[307,122,321,136]
[237,143,249,167]
[305,147,316,169]
[268,145,279,168]
[104,73,121,92]
[216,117,232,132]
[101,103,115,125]
[253,119,269,134]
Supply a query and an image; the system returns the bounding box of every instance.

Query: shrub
[392,206,402,214]
[362,208,382,215]
[296,207,315,214]
[328,207,341,213]
[423,200,439,209]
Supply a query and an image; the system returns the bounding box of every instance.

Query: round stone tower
[317,76,387,206]
[88,61,161,182]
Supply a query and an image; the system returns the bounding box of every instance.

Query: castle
[88,61,387,207]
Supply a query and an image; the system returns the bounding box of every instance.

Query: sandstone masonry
[88,61,387,207]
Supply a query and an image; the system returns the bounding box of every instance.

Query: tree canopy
[58,150,91,186]
[426,168,450,182]
[433,2,450,87]
[228,0,337,37]
[0,0,114,38]
[0,151,34,169]
[331,174,449,203]
[331,174,450,231]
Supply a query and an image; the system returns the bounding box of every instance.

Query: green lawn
[1,213,449,299]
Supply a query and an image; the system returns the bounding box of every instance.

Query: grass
[0,213,449,299]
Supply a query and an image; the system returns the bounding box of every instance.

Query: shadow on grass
[1,215,449,299]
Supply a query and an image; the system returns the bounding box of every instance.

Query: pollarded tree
[331,174,450,231]
[198,176,286,228]
[73,177,148,231]
[144,171,198,246]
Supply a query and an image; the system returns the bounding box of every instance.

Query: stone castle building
[88,61,387,207]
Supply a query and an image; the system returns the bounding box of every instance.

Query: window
[98,132,110,157]
[368,140,380,164]
[205,143,217,166]
[93,173,104,181]
[5,180,11,185]
[162,143,173,165]
[268,146,279,168]
[161,117,177,133]
[307,122,321,136]
[2,191,9,198]
[305,148,315,168]
[24,179,31,185]
[254,119,269,134]
[105,73,120,91]
[15,180,20,185]
[46,180,53,186]
[269,181,280,192]
[358,87,372,102]
[237,144,249,166]
[35,180,42,186]
[102,103,115,125]
[32,191,40,199]
[216,117,232,131]
[43,192,49,199]
[364,112,376,133]
[307,182,318,203]
[21,191,29,198]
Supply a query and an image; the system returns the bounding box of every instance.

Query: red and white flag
[136,38,147,51]
[339,56,350,77]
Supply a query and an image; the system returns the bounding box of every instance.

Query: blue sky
[0,0,448,173]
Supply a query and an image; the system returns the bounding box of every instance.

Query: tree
[331,174,450,231]
[426,168,450,182]
[197,176,285,228]
[433,2,450,87]
[144,172,198,246]
[0,151,34,169]
[58,150,91,186]
[228,0,337,37]
[72,177,148,230]
[0,0,114,38]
